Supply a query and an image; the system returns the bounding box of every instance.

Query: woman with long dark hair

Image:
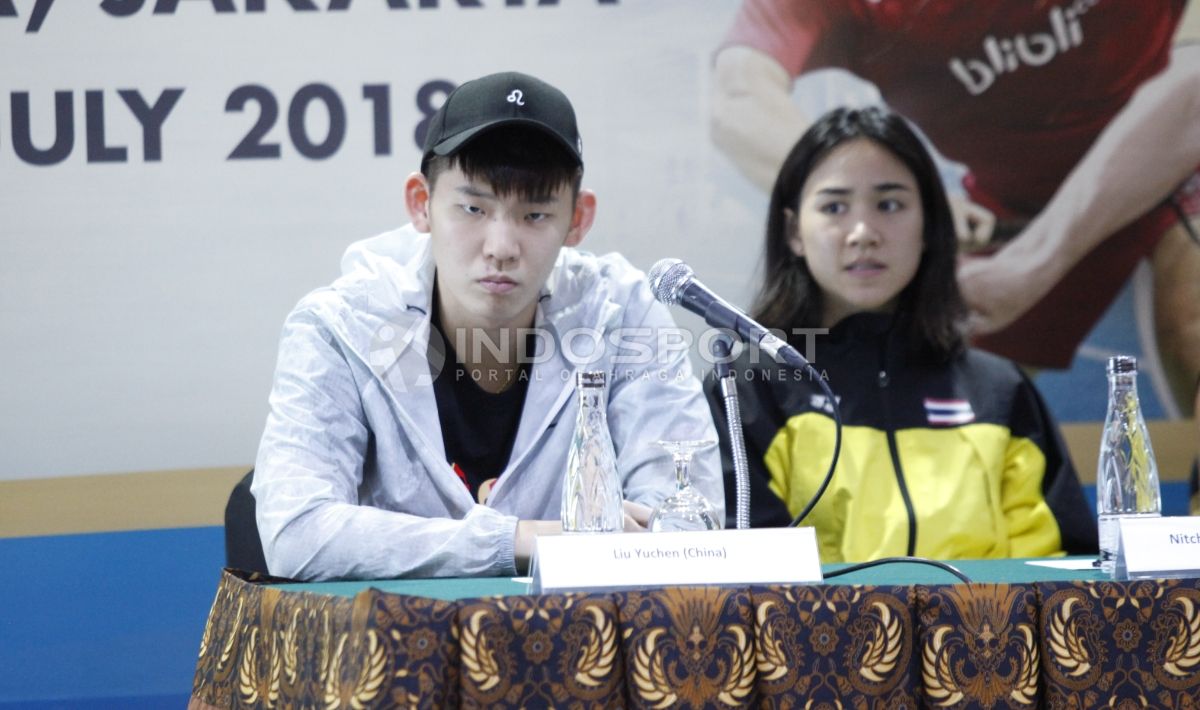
[711,107,1096,561]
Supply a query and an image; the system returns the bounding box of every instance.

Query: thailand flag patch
[924,398,975,426]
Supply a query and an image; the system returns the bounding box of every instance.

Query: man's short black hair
[423,124,583,202]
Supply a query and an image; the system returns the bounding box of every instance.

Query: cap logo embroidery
[506,89,525,106]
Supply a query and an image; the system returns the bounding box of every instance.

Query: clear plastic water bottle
[561,371,624,533]
[1096,355,1161,575]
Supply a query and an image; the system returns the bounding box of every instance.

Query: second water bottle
[561,371,624,533]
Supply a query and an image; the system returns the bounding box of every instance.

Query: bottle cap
[576,370,606,388]
[1106,355,1137,375]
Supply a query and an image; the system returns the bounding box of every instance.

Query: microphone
[647,258,807,368]
[649,257,842,529]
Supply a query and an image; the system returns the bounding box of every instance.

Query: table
[189,559,1200,708]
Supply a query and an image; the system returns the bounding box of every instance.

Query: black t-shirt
[429,312,532,502]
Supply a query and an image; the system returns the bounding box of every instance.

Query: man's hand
[623,500,652,532]
[514,520,561,573]
[513,501,653,572]
[948,193,996,252]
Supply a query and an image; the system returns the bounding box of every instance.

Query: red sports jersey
[723,0,1193,367]
[725,0,1186,219]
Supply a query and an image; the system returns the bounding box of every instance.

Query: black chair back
[224,469,269,574]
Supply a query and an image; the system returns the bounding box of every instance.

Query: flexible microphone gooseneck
[647,258,842,528]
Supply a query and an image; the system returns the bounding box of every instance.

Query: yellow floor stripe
[0,466,249,538]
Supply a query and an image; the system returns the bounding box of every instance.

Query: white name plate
[1116,516,1200,580]
[530,527,823,594]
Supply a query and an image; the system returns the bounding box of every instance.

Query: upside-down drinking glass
[649,439,721,532]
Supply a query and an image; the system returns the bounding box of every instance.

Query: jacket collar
[336,223,601,337]
[825,311,900,342]
[312,224,624,491]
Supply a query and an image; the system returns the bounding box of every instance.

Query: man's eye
[460,204,484,216]
[527,213,549,223]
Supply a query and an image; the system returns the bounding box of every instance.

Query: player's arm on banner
[711,46,812,191]
[710,0,830,190]
[1178,0,1200,45]
[958,39,1200,335]
[710,1,995,247]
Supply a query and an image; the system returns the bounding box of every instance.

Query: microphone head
[647,258,693,305]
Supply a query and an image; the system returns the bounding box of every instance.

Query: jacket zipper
[877,340,917,556]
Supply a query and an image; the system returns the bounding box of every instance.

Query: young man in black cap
[252,71,723,581]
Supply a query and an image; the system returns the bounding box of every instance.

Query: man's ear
[405,172,432,233]
[784,207,804,257]
[564,189,597,247]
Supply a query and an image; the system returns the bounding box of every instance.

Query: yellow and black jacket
[707,312,1097,562]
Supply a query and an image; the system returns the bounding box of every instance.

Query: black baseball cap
[421,71,583,169]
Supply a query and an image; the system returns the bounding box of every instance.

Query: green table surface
[273,556,1107,600]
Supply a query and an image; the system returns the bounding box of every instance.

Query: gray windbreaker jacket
[253,225,723,581]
